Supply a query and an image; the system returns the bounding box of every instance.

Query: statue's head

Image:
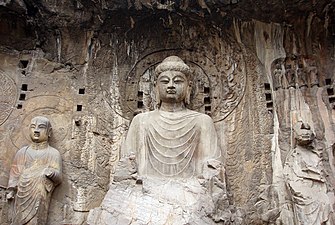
[294,121,315,146]
[29,116,52,143]
[154,56,192,106]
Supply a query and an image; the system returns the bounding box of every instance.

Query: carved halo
[10,95,72,149]
[104,49,246,122]
[0,70,17,126]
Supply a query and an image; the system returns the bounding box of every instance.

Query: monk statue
[88,56,234,225]
[283,121,334,225]
[7,116,62,225]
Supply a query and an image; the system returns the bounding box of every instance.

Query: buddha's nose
[168,80,175,88]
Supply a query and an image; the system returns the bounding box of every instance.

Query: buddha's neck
[160,102,186,112]
[30,141,49,150]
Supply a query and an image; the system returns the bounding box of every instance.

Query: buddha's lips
[167,90,176,94]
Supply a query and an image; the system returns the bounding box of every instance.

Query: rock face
[0,1,335,224]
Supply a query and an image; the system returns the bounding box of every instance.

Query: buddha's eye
[174,79,184,84]
[173,76,185,84]
[30,125,36,129]
[159,77,170,84]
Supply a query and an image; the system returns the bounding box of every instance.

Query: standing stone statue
[283,121,334,225]
[88,56,236,225]
[284,64,296,89]
[273,62,283,90]
[296,63,308,88]
[308,64,319,87]
[7,116,62,225]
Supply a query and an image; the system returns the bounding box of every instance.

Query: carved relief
[271,56,320,89]
[9,96,72,149]
[283,121,334,225]
[0,70,17,126]
[70,115,114,211]
[272,61,284,90]
[7,116,62,225]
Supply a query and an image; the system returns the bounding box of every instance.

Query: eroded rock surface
[0,1,334,224]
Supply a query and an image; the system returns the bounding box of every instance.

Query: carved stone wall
[0,1,335,224]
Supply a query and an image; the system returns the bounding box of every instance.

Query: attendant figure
[273,63,283,90]
[283,121,334,225]
[285,64,296,89]
[296,63,308,88]
[7,116,62,225]
[308,65,319,87]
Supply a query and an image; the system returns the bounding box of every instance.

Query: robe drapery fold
[8,146,62,225]
[122,109,221,178]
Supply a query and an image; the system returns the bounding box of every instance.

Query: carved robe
[8,146,62,225]
[122,109,221,178]
[283,146,334,225]
[87,109,225,224]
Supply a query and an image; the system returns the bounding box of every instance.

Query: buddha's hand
[6,188,16,200]
[43,168,55,178]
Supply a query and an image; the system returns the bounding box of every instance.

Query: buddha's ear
[185,82,192,105]
[154,81,161,108]
[48,127,53,138]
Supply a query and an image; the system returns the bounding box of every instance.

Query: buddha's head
[154,56,192,106]
[29,116,52,143]
[294,121,315,146]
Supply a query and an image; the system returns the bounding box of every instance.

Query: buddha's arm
[121,114,143,158]
[44,150,62,185]
[7,148,26,189]
[199,115,222,160]
[114,115,142,181]
[7,148,26,199]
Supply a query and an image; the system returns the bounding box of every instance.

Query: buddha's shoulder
[186,110,214,121]
[16,146,29,155]
[131,111,157,124]
[132,111,155,119]
[132,110,214,122]
[42,146,61,157]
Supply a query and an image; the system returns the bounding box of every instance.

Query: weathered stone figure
[122,55,222,178]
[285,64,296,88]
[88,56,231,225]
[296,63,308,88]
[308,65,319,87]
[7,116,62,225]
[273,62,283,90]
[283,121,334,225]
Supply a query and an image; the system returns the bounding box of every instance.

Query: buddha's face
[157,70,190,104]
[29,117,50,143]
[295,122,315,146]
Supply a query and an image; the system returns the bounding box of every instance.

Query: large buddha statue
[88,56,230,225]
[122,55,222,178]
[7,116,62,225]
